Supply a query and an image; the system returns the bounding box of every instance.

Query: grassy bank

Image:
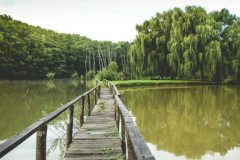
[112,80,215,87]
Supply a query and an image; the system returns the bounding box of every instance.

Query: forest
[0,14,130,79]
[130,6,240,82]
[0,6,239,82]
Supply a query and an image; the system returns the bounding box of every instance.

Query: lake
[1,82,240,160]
[120,85,240,160]
[0,79,95,160]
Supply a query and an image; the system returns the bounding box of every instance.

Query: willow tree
[228,21,240,81]
[129,6,239,82]
[182,35,198,78]
[130,40,144,78]
[167,8,185,78]
[205,41,222,80]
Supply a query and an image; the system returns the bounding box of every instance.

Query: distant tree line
[130,6,240,83]
[0,15,130,79]
[0,6,240,83]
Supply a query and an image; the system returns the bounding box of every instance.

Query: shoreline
[112,80,239,87]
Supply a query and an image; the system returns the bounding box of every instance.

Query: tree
[0,14,128,79]
[129,6,240,83]
[108,62,118,72]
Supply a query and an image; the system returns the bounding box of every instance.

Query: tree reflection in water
[0,79,95,159]
[121,85,240,159]
[46,105,82,160]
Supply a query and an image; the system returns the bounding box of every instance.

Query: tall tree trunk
[88,51,91,72]
[93,51,95,74]
[85,55,87,78]
[97,46,102,71]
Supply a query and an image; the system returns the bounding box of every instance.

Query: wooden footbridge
[0,80,155,160]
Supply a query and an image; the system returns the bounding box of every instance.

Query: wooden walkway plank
[64,88,123,160]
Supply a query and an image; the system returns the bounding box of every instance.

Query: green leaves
[0,14,129,79]
[130,6,240,82]
[205,41,222,79]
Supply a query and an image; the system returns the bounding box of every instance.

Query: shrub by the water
[86,70,95,80]
[116,72,125,80]
[46,72,55,79]
[108,62,118,72]
[97,68,115,80]
[71,71,78,79]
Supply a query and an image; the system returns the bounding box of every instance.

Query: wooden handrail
[103,79,155,160]
[0,80,101,159]
[103,79,120,96]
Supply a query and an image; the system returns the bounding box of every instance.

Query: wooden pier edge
[104,79,155,160]
[0,79,155,160]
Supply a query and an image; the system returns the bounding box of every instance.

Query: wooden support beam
[94,89,97,105]
[126,131,136,160]
[87,94,91,116]
[117,108,120,130]
[36,125,47,160]
[66,105,74,149]
[80,97,85,127]
[121,115,126,155]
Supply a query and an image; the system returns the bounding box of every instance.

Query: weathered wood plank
[104,79,155,160]
[64,84,154,160]
[64,88,123,159]
[65,155,122,160]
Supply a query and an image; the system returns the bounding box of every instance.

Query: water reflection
[46,80,56,89]
[0,79,87,140]
[121,85,240,160]
[0,79,94,160]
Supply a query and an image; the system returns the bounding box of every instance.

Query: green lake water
[0,79,94,160]
[120,85,240,160]
[1,81,240,160]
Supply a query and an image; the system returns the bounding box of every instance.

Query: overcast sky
[0,0,239,42]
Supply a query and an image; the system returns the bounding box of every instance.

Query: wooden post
[80,96,85,127]
[66,105,74,149]
[126,131,136,160]
[98,86,100,97]
[121,115,126,155]
[94,89,97,105]
[117,108,120,130]
[87,94,91,116]
[114,101,117,121]
[36,125,47,160]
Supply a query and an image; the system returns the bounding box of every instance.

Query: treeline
[130,6,240,82]
[1,6,240,82]
[0,15,130,79]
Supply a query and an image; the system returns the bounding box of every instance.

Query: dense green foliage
[46,72,55,79]
[97,61,124,80]
[130,7,240,82]
[1,6,240,83]
[86,70,95,80]
[0,15,130,79]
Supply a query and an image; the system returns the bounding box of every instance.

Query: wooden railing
[104,79,155,160]
[0,80,101,160]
